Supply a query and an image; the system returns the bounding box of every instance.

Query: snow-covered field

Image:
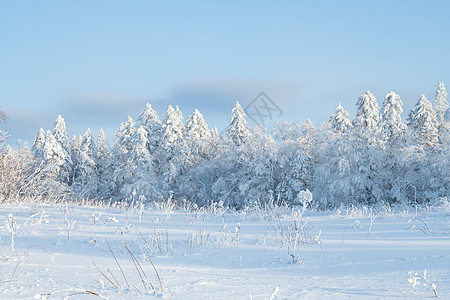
[0,201,448,299]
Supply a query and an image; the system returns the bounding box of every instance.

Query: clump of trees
[0,110,67,202]
[1,82,449,208]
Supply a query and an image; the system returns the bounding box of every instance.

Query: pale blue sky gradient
[1,1,449,144]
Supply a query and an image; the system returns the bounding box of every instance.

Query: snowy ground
[0,201,448,299]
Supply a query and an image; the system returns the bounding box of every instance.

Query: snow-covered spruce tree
[211,126,221,142]
[42,130,66,179]
[183,109,212,167]
[120,126,160,202]
[177,109,214,202]
[329,103,352,133]
[396,94,441,204]
[31,128,46,160]
[227,101,252,147]
[434,81,449,139]
[71,129,99,198]
[381,91,407,143]
[407,94,439,147]
[353,91,380,131]
[111,116,137,199]
[212,103,260,208]
[328,103,352,132]
[53,115,73,185]
[70,134,82,181]
[96,129,108,176]
[379,91,410,204]
[349,91,385,203]
[96,129,111,198]
[158,105,185,196]
[136,102,162,156]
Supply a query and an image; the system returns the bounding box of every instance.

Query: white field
[0,201,448,299]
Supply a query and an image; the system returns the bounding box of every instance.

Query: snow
[0,201,448,299]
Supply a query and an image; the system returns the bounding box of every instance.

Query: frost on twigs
[408,269,438,298]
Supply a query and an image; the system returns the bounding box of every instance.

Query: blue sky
[1,0,449,144]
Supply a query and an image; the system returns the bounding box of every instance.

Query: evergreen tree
[158,105,185,194]
[111,117,137,198]
[120,126,160,201]
[211,126,221,142]
[53,115,73,184]
[96,129,109,179]
[96,129,111,198]
[70,134,82,181]
[185,109,210,140]
[329,103,352,133]
[183,109,212,168]
[42,130,66,178]
[32,128,46,160]
[353,91,380,130]
[72,129,99,197]
[407,94,439,147]
[114,116,136,153]
[160,105,184,152]
[53,115,72,155]
[137,102,162,154]
[81,129,97,161]
[227,101,252,147]
[434,81,449,137]
[381,91,407,142]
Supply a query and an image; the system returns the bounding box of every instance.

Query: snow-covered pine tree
[42,130,66,179]
[226,101,252,147]
[381,91,407,142]
[183,109,212,167]
[160,105,184,152]
[32,128,46,160]
[53,115,71,155]
[434,81,449,138]
[52,115,73,184]
[329,103,352,133]
[70,134,82,173]
[379,92,409,204]
[96,129,111,198]
[111,116,137,199]
[407,94,439,147]
[185,109,210,140]
[72,129,99,198]
[120,126,160,202]
[81,129,97,162]
[96,129,109,179]
[114,116,136,154]
[136,102,162,154]
[158,105,185,195]
[211,126,220,141]
[353,91,380,130]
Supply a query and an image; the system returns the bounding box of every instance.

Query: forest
[1,82,449,209]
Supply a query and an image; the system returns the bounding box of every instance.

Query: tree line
[1,82,449,208]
